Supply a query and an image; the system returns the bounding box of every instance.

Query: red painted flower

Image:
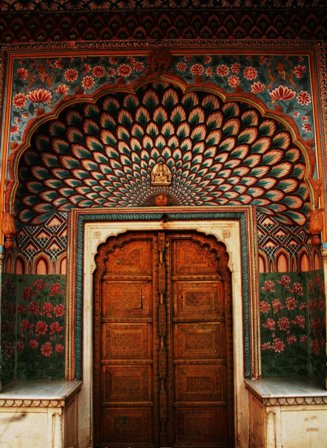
[231,62,240,74]
[10,125,19,134]
[259,56,268,65]
[272,338,285,353]
[216,64,230,77]
[277,275,291,288]
[190,64,204,76]
[133,61,144,72]
[228,75,240,88]
[50,283,64,296]
[41,341,53,357]
[20,319,30,332]
[17,341,24,351]
[261,280,275,292]
[204,55,212,64]
[263,318,276,331]
[92,65,105,78]
[83,64,91,73]
[55,343,64,353]
[273,300,284,314]
[56,84,69,95]
[205,67,213,77]
[82,75,95,90]
[17,304,25,313]
[13,93,27,108]
[32,278,46,291]
[54,304,65,317]
[260,300,270,314]
[293,314,305,329]
[293,111,300,117]
[28,89,52,103]
[17,68,28,80]
[64,68,78,82]
[50,321,63,335]
[261,342,271,350]
[43,301,53,317]
[27,301,40,315]
[277,317,290,331]
[117,64,132,77]
[292,282,303,296]
[300,335,308,343]
[285,296,297,310]
[311,339,320,355]
[36,320,48,336]
[270,85,296,102]
[54,59,63,68]
[107,67,116,77]
[29,339,38,349]
[293,65,306,78]
[177,62,187,72]
[297,90,311,106]
[243,66,258,80]
[303,122,312,132]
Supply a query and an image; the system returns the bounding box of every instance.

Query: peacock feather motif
[16,81,309,226]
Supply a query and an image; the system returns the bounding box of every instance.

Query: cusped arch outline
[7,73,315,226]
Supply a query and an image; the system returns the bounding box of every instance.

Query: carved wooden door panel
[94,231,234,448]
[166,233,234,448]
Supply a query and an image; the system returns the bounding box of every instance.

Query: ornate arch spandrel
[6,72,314,230]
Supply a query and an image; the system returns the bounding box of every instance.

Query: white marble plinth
[246,378,327,448]
[0,380,81,448]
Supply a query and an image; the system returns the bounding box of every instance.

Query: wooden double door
[93,231,234,448]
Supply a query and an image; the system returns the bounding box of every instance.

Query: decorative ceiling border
[1,1,327,12]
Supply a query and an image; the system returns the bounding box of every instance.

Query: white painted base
[246,379,327,448]
[0,380,81,448]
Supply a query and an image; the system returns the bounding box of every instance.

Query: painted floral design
[260,273,309,377]
[260,271,326,379]
[10,55,147,144]
[174,54,313,138]
[307,271,326,380]
[15,275,66,380]
[1,274,16,384]
[9,54,313,150]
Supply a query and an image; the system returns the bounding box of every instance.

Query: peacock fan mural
[1,51,325,383]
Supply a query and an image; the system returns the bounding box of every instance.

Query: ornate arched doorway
[93,230,234,448]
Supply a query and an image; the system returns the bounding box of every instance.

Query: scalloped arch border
[7,71,316,213]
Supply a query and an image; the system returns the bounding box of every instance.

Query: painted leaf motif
[251,137,272,154]
[223,118,241,136]
[237,127,258,145]
[16,81,308,226]
[241,109,259,127]
[66,127,84,144]
[259,119,277,137]
[272,131,291,149]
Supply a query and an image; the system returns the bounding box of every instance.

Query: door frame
[66,206,259,448]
